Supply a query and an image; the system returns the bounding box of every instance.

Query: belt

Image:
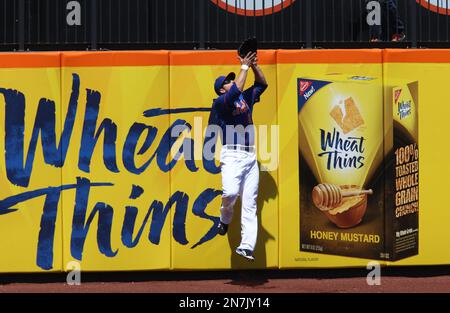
[223,145,255,153]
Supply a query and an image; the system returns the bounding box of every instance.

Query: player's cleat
[217,221,229,236]
[235,248,255,261]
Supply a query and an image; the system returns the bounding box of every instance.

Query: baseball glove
[238,37,258,58]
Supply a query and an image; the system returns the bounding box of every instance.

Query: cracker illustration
[330,97,364,134]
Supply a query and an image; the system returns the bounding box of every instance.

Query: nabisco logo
[299,80,312,96]
[210,0,296,16]
[394,89,402,104]
[302,85,315,101]
[417,0,450,15]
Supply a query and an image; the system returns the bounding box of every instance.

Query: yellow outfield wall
[0,53,63,272]
[0,49,448,272]
[277,50,387,268]
[383,50,450,266]
[60,52,171,271]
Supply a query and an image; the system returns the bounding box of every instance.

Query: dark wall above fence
[0,0,449,51]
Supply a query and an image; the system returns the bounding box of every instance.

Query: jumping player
[210,51,268,261]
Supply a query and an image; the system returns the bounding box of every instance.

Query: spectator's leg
[387,0,405,39]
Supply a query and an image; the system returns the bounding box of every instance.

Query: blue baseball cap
[214,72,236,96]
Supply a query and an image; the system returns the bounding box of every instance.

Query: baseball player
[211,51,268,261]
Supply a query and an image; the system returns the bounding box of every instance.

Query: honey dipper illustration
[312,183,373,211]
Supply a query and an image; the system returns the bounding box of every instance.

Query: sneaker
[391,33,406,42]
[370,37,381,42]
[217,221,228,236]
[236,248,255,261]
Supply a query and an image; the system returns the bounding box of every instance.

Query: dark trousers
[366,0,405,39]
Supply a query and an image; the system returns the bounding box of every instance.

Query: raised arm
[251,54,268,86]
[234,52,257,91]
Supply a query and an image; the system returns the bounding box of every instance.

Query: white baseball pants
[219,145,259,252]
